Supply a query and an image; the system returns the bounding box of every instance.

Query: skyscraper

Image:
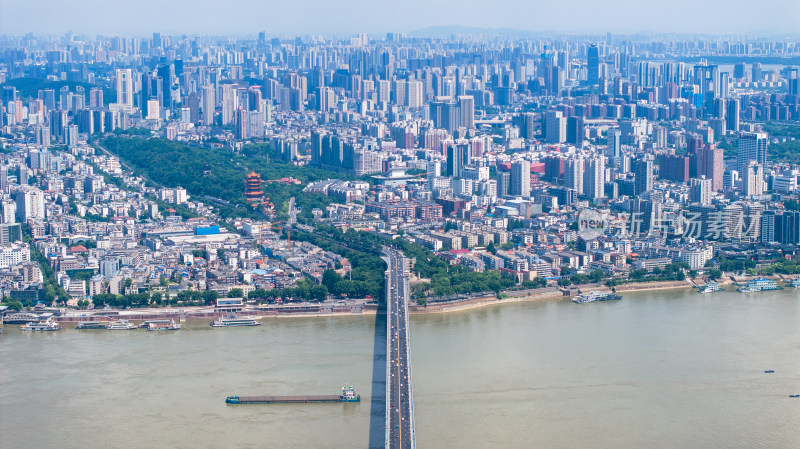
[202,85,215,126]
[633,158,653,195]
[737,132,768,173]
[726,98,740,132]
[584,156,605,200]
[695,145,724,191]
[566,116,585,146]
[510,160,531,197]
[458,95,474,129]
[446,144,463,178]
[587,44,600,86]
[564,157,584,195]
[545,110,566,144]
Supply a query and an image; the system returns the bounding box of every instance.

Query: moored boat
[738,278,781,293]
[20,318,61,332]
[146,319,180,331]
[697,282,723,294]
[572,291,622,304]
[76,321,109,330]
[106,319,137,330]
[211,314,262,327]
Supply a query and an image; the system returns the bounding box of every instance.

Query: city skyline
[2,0,800,37]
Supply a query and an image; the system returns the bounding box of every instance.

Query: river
[1,287,799,448]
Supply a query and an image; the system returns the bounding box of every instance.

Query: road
[383,248,415,449]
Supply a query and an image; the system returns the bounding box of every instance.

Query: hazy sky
[1,0,799,37]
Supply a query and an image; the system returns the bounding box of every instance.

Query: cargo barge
[226,386,360,404]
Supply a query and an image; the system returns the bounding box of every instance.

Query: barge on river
[226,386,360,404]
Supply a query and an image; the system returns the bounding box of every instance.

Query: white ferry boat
[211,314,262,327]
[76,321,109,330]
[106,320,137,330]
[572,291,622,304]
[698,282,723,294]
[20,318,61,332]
[788,278,800,288]
[146,319,181,331]
[738,278,781,293]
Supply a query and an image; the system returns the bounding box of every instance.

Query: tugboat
[572,291,622,304]
[697,282,723,294]
[340,386,360,402]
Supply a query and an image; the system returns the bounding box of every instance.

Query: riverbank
[6,276,763,324]
[410,288,563,314]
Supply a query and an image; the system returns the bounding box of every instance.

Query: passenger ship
[76,321,109,330]
[698,282,723,294]
[787,278,800,288]
[145,319,181,331]
[20,318,62,331]
[106,320,137,330]
[211,314,262,327]
[738,278,781,293]
[572,291,622,304]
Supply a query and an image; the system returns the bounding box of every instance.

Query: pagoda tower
[244,171,264,204]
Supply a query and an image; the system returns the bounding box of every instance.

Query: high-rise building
[14,187,45,221]
[510,160,531,197]
[545,110,566,143]
[742,161,764,197]
[695,145,724,191]
[202,85,215,126]
[633,158,653,195]
[773,211,800,245]
[690,176,712,206]
[517,112,537,140]
[606,129,621,158]
[65,124,79,146]
[566,116,585,146]
[221,84,235,125]
[458,95,474,129]
[587,44,600,86]
[659,155,690,183]
[0,166,8,191]
[157,63,175,112]
[584,156,605,200]
[234,108,248,140]
[737,132,768,173]
[89,88,104,109]
[407,81,424,108]
[497,171,511,197]
[726,99,740,133]
[564,157,584,195]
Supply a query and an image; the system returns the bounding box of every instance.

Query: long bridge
[383,248,415,449]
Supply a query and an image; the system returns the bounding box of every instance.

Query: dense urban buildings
[0,30,799,313]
